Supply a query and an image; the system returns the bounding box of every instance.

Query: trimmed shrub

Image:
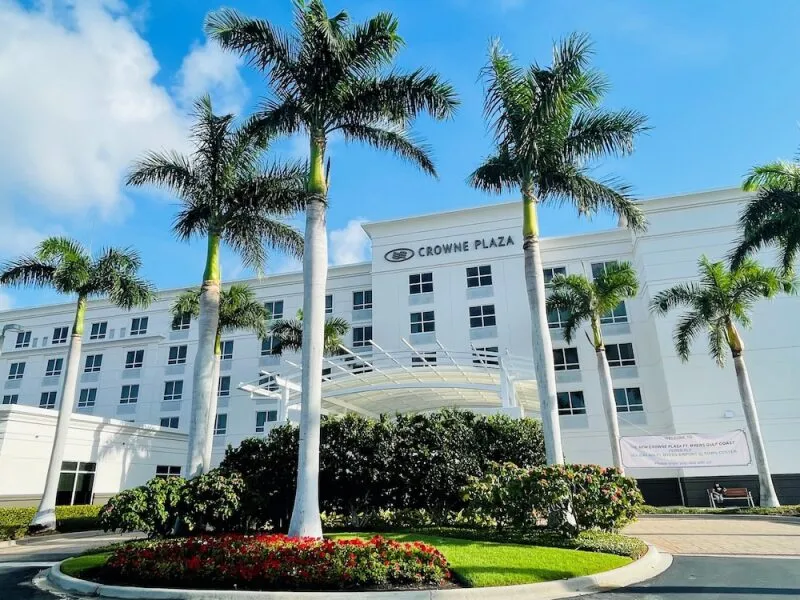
[102,534,450,591]
[180,470,246,532]
[463,463,644,536]
[321,508,494,532]
[100,476,185,537]
[220,409,545,529]
[0,505,103,540]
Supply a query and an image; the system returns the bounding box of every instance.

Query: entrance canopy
[239,340,539,419]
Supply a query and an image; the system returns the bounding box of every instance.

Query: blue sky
[2,0,800,310]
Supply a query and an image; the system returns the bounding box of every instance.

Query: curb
[46,544,671,600]
[0,540,17,549]
[638,513,800,524]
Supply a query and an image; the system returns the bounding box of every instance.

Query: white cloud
[175,38,248,115]
[0,291,13,312]
[0,0,194,219]
[329,219,371,266]
[0,217,48,258]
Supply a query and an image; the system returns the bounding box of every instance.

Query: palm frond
[173,200,213,242]
[270,318,304,352]
[36,237,90,265]
[126,150,198,199]
[546,274,593,344]
[219,284,269,338]
[594,262,638,314]
[336,122,436,176]
[742,160,800,192]
[649,282,700,315]
[565,109,649,161]
[343,11,402,77]
[0,256,56,288]
[171,289,201,329]
[468,149,519,194]
[730,187,800,271]
[481,40,529,152]
[673,310,706,362]
[106,274,156,310]
[708,319,728,367]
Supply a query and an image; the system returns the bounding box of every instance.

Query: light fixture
[724,409,735,419]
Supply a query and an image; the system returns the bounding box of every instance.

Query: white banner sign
[620,431,751,468]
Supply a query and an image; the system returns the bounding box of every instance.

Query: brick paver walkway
[624,515,800,556]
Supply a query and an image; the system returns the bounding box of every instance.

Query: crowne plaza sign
[384,235,515,263]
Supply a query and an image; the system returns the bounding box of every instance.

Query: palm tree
[171,284,269,472]
[650,256,795,507]
[270,309,350,356]
[0,237,154,530]
[469,34,648,466]
[206,1,458,538]
[546,262,639,472]
[732,155,800,272]
[127,96,306,481]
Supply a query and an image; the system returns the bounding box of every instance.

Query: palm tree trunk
[595,344,624,473]
[185,234,221,480]
[288,135,328,539]
[522,186,564,465]
[201,333,223,474]
[31,296,86,531]
[733,353,780,506]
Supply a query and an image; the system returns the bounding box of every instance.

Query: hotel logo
[384,248,415,262]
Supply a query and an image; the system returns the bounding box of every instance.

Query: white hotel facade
[1,188,799,507]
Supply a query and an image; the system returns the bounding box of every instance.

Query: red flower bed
[103,534,451,591]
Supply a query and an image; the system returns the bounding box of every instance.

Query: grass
[329,532,631,588]
[60,553,112,578]
[640,504,800,516]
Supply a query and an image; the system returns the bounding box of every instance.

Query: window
[155,465,181,478]
[591,261,618,279]
[220,340,234,360]
[345,356,372,374]
[261,335,282,356]
[543,266,567,285]
[218,376,231,397]
[259,374,279,391]
[214,414,227,435]
[409,272,433,294]
[163,380,183,401]
[600,302,628,325]
[469,305,496,328]
[45,358,64,377]
[412,352,437,367]
[89,322,108,340]
[52,327,69,345]
[353,290,372,311]
[553,347,580,371]
[2,395,18,405]
[410,311,435,334]
[473,346,499,366]
[120,384,139,404]
[466,265,492,288]
[557,391,586,416]
[159,417,179,429]
[84,354,102,373]
[606,343,635,367]
[352,326,372,348]
[547,307,570,329]
[321,367,332,381]
[56,461,95,505]
[255,410,278,433]
[125,349,144,369]
[78,388,97,408]
[615,387,644,413]
[40,391,57,409]
[8,362,25,380]
[130,317,148,336]
[325,294,333,314]
[264,300,284,320]
[168,345,187,365]
[172,313,191,331]
[14,331,31,349]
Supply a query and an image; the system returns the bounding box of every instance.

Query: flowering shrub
[102,534,450,590]
[462,463,643,537]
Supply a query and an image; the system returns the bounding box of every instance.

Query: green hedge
[0,505,103,540]
[639,504,800,516]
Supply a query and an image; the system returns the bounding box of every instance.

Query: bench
[707,486,755,508]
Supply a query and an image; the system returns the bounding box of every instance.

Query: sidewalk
[0,531,141,563]
[623,515,800,556]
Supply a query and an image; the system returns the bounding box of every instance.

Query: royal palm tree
[207,0,458,537]
[127,96,305,481]
[171,284,269,473]
[650,256,795,507]
[732,155,800,272]
[469,34,648,466]
[546,262,639,472]
[0,237,154,530]
[270,309,350,356]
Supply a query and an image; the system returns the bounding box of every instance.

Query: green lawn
[329,533,631,588]
[60,553,112,578]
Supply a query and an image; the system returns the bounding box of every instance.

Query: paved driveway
[623,515,800,556]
